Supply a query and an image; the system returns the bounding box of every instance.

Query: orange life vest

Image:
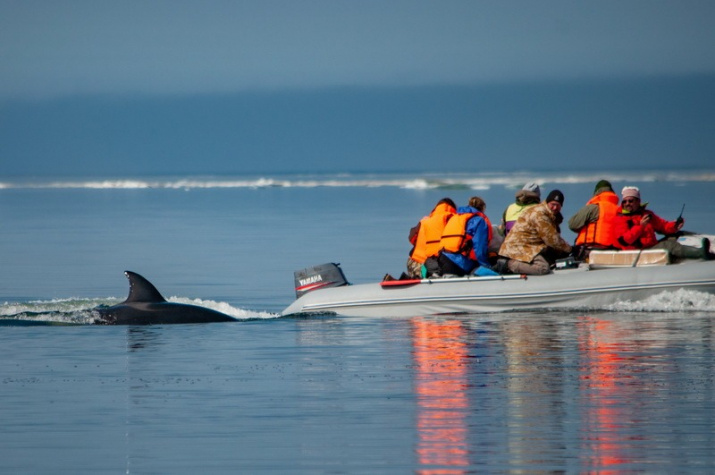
[575,191,619,248]
[440,211,493,257]
[410,202,456,263]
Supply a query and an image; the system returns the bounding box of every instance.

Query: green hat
[594,179,613,194]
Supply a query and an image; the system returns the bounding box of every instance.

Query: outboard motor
[294,263,349,299]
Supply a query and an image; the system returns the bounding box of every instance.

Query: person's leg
[424,256,441,277]
[506,254,551,275]
[406,257,423,279]
[437,253,467,277]
[494,257,510,274]
[653,238,705,260]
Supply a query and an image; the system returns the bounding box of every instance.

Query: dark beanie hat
[546,189,564,205]
[594,179,613,194]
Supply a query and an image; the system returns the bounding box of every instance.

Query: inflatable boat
[282,247,715,317]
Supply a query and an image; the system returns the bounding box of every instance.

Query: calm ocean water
[2,170,715,473]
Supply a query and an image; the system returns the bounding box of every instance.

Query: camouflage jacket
[498,202,572,263]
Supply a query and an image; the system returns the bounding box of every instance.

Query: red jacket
[614,208,679,249]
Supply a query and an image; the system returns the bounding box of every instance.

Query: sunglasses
[622,198,639,204]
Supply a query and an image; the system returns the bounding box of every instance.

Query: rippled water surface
[3,312,715,473]
[2,175,715,472]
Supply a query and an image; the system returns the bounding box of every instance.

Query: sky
[2,1,715,176]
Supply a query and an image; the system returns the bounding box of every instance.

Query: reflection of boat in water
[412,319,469,470]
[282,253,715,317]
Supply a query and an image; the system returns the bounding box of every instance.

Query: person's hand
[640,214,651,226]
[675,216,684,230]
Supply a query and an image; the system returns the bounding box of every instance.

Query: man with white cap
[614,186,710,260]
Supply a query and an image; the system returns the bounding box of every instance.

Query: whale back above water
[94,271,236,325]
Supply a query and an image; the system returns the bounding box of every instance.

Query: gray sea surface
[2,171,715,473]
[4,313,715,473]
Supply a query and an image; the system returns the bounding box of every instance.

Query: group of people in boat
[405,179,713,279]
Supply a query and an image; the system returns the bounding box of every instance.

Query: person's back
[500,182,541,236]
[568,179,619,250]
[429,196,495,277]
[406,198,457,278]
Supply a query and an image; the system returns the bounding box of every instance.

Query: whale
[94,271,236,325]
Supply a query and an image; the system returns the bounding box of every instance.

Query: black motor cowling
[294,263,349,298]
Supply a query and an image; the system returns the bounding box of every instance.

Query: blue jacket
[442,205,491,273]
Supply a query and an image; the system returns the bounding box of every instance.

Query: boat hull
[282,260,715,317]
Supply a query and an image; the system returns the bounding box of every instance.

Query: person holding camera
[614,186,710,260]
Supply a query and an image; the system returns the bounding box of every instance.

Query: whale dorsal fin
[124,271,167,303]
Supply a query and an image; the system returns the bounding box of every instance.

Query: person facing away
[613,186,711,260]
[427,196,495,277]
[499,182,541,236]
[497,189,572,275]
[568,179,619,251]
[406,198,457,278]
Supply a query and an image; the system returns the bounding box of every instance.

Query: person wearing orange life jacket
[499,182,541,236]
[428,196,497,277]
[568,180,619,255]
[406,198,457,278]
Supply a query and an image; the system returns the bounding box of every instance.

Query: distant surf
[1,169,713,191]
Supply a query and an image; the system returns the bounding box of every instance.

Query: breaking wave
[0,297,279,325]
[1,169,713,191]
[2,288,714,325]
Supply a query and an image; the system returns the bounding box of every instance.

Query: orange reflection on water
[578,317,633,471]
[412,319,469,475]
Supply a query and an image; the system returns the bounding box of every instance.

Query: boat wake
[0,297,279,326]
[2,289,713,325]
[605,288,715,312]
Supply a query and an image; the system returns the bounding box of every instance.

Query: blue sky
[2,1,715,176]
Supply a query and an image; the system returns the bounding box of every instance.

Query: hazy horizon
[3,76,714,177]
[2,2,714,177]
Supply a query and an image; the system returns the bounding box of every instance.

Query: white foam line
[1,170,714,190]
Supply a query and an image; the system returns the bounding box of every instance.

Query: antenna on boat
[676,203,685,226]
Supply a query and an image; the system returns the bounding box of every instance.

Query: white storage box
[589,249,669,268]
